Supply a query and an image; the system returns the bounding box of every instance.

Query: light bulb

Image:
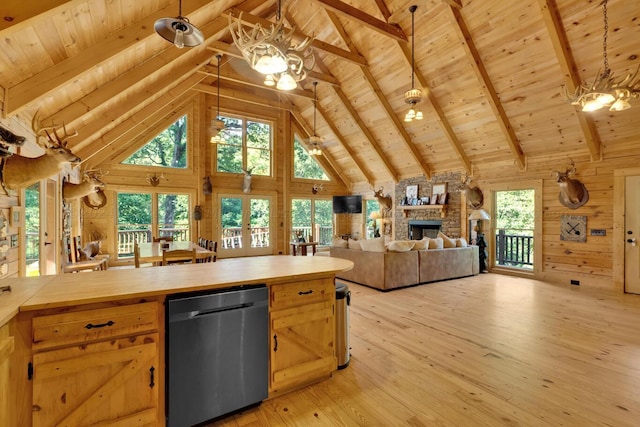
[595,93,615,106]
[276,72,297,91]
[610,98,631,111]
[174,28,185,49]
[264,74,276,86]
[254,55,274,74]
[582,99,604,112]
[415,110,424,120]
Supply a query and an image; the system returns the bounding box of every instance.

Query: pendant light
[308,82,322,156]
[210,54,225,144]
[404,5,423,122]
[154,0,204,49]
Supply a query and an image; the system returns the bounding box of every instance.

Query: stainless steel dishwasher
[166,285,268,427]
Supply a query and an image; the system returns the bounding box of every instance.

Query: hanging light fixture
[404,5,423,122]
[154,0,204,49]
[210,54,226,144]
[229,0,314,91]
[308,82,322,156]
[565,0,640,112]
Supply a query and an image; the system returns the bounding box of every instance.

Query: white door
[625,176,640,294]
[218,194,273,258]
[43,179,59,275]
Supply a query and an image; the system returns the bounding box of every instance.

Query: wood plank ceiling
[0,0,638,188]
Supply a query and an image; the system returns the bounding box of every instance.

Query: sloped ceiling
[0,0,639,188]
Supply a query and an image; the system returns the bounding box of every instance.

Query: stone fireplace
[408,220,442,240]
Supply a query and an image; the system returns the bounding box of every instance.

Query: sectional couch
[329,239,479,291]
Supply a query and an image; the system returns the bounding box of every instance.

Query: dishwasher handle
[190,302,255,319]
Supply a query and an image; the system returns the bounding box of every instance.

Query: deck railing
[292,225,333,246]
[495,228,534,269]
[220,227,271,249]
[117,226,189,257]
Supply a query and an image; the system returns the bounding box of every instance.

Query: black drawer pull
[298,290,313,295]
[149,366,155,388]
[273,334,278,352]
[0,285,11,293]
[85,320,114,329]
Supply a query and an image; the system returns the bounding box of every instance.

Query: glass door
[218,194,273,258]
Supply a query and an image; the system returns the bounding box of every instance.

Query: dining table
[137,241,216,264]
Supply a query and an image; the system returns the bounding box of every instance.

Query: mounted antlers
[2,112,81,190]
[372,187,393,211]
[460,174,484,209]
[63,170,107,200]
[553,159,589,209]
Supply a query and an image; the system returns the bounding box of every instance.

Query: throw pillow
[438,231,457,248]
[456,237,468,247]
[331,238,348,248]
[348,238,362,250]
[413,239,429,251]
[429,237,444,249]
[359,237,386,252]
[386,240,415,252]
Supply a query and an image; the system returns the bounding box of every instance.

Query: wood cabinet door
[270,299,335,394]
[32,333,158,427]
[0,324,14,427]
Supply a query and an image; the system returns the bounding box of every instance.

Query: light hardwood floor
[215,274,640,426]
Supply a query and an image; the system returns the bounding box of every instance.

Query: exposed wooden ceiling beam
[194,83,297,111]
[441,0,463,9]
[77,76,203,165]
[289,106,351,189]
[4,0,214,118]
[0,0,73,32]
[447,6,526,170]
[314,0,407,42]
[325,10,431,179]
[224,7,368,67]
[537,0,601,161]
[71,50,213,154]
[396,42,472,175]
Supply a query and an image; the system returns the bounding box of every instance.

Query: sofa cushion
[348,238,362,250]
[387,240,415,252]
[332,237,348,248]
[438,232,457,248]
[413,238,429,251]
[456,237,468,247]
[429,237,444,249]
[359,237,386,252]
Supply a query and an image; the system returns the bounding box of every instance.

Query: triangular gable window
[122,115,187,168]
[293,135,329,180]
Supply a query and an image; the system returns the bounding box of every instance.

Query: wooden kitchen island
[0,255,353,427]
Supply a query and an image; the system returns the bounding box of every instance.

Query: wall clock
[560,214,586,242]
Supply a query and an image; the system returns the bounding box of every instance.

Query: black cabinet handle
[273,334,278,352]
[298,290,313,295]
[149,366,155,388]
[85,320,114,329]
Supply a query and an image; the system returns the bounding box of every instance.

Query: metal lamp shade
[154,17,204,47]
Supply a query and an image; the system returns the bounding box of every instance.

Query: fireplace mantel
[400,205,446,218]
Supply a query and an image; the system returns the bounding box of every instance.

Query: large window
[365,199,381,238]
[293,135,329,180]
[216,115,272,176]
[291,198,333,246]
[116,192,190,258]
[122,115,188,168]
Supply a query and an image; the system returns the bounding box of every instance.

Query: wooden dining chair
[134,243,141,268]
[161,248,197,266]
[153,236,174,242]
[208,240,218,262]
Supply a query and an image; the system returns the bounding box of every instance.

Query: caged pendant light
[308,82,322,156]
[404,5,423,122]
[154,0,204,49]
[210,54,226,144]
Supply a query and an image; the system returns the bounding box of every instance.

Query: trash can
[335,282,351,369]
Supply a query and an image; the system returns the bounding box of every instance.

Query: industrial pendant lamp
[154,0,204,49]
[565,0,640,112]
[229,0,314,91]
[308,82,322,156]
[404,5,423,122]
[210,54,226,144]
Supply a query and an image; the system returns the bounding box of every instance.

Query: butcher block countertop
[1,256,353,321]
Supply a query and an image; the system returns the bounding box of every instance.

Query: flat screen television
[332,195,363,214]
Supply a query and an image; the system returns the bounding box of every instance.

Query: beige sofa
[329,246,479,291]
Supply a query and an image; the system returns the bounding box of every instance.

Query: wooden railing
[495,228,534,269]
[117,226,189,257]
[221,227,270,249]
[292,225,333,246]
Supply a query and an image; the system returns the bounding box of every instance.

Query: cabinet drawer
[271,278,334,310]
[32,302,158,351]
